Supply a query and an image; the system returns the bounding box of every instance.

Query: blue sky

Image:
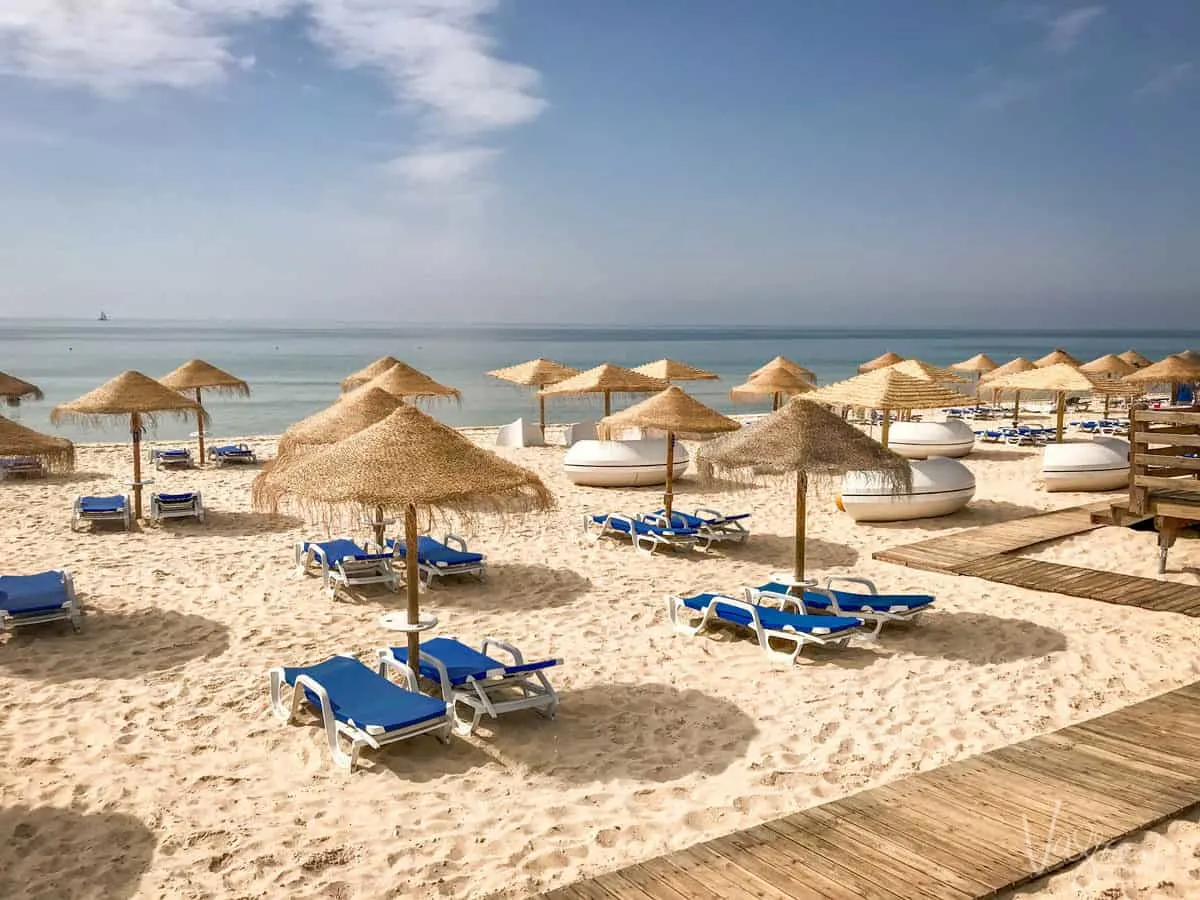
[0,1,1196,326]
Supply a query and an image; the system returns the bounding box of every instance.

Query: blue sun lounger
[150,491,204,523]
[380,636,561,734]
[208,443,257,466]
[71,495,131,531]
[585,513,700,554]
[748,577,934,635]
[385,535,486,587]
[667,592,868,664]
[151,448,193,469]
[269,654,451,770]
[0,570,81,633]
[294,538,398,598]
[642,508,751,545]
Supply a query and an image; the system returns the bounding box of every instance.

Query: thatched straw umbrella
[340,356,411,392]
[699,398,910,582]
[1177,350,1200,365]
[633,359,720,384]
[539,364,668,417]
[252,405,552,675]
[979,357,1037,425]
[277,387,404,459]
[0,372,44,408]
[0,415,75,472]
[1034,348,1081,368]
[354,363,461,405]
[885,359,968,384]
[487,358,580,437]
[51,372,207,519]
[1123,355,1200,405]
[858,351,904,373]
[600,386,740,518]
[984,363,1102,442]
[1118,349,1152,369]
[949,353,997,395]
[750,356,815,384]
[1080,354,1136,418]
[159,359,249,465]
[809,369,971,448]
[731,360,815,411]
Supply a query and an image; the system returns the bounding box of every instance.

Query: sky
[0,0,1197,326]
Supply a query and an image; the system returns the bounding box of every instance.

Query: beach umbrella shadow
[0,806,155,900]
[882,610,1066,664]
[400,563,594,611]
[189,509,304,536]
[0,609,230,682]
[858,500,1047,533]
[720,532,860,570]
[486,682,758,783]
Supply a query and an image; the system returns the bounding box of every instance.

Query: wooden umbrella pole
[404,503,421,677]
[663,432,676,519]
[373,504,385,546]
[195,387,206,465]
[604,391,611,417]
[1013,391,1021,428]
[538,388,547,437]
[131,412,144,520]
[880,409,891,448]
[772,392,780,412]
[1103,391,1111,419]
[1055,392,1066,443]
[794,471,808,582]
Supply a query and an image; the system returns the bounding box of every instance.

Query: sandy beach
[1,426,1198,899]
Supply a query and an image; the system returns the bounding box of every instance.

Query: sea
[2,320,1197,443]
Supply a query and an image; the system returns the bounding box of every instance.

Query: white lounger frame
[150,491,204,523]
[71,495,131,532]
[584,513,698,555]
[208,444,257,466]
[0,458,46,479]
[151,449,194,470]
[0,570,82,634]
[748,575,929,636]
[640,507,749,548]
[667,592,868,665]
[404,534,486,588]
[378,637,560,735]
[268,653,451,770]
[293,540,399,599]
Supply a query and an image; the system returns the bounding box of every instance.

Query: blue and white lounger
[385,535,486,587]
[667,592,868,664]
[0,570,81,633]
[150,491,204,523]
[643,508,751,545]
[380,636,561,734]
[748,576,934,635]
[585,513,699,554]
[208,444,257,466]
[151,448,193,470]
[294,538,398,598]
[269,654,451,770]
[0,456,46,479]
[71,495,131,531]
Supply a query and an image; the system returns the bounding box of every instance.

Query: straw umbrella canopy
[277,387,404,459]
[1123,355,1200,405]
[885,359,968,384]
[340,356,412,392]
[984,363,1101,442]
[600,386,740,518]
[1118,349,1152,369]
[809,369,971,448]
[979,357,1036,424]
[699,398,910,582]
[486,358,580,436]
[252,404,552,676]
[731,360,815,411]
[0,415,75,472]
[750,356,815,384]
[633,359,720,383]
[1080,354,1137,417]
[354,363,461,405]
[159,359,250,464]
[858,351,904,373]
[538,364,668,417]
[1176,350,1200,366]
[0,372,44,408]
[51,371,208,519]
[949,353,998,376]
[1034,348,1081,368]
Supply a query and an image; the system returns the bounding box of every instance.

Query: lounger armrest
[377,651,427,694]
[480,637,525,666]
[639,512,669,527]
[694,507,724,521]
[824,575,878,595]
[443,534,468,553]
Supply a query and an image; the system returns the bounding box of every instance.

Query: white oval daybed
[838,457,975,522]
[1042,436,1129,493]
[564,439,690,487]
[885,419,975,459]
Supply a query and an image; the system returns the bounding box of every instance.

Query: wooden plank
[1135,410,1200,425]
[638,857,726,900]
[611,864,694,900]
[1135,431,1200,447]
[661,847,781,900]
[1134,474,1200,493]
[592,872,657,899]
[702,836,838,900]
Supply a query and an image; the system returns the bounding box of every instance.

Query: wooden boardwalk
[872,502,1200,617]
[535,683,1200,899]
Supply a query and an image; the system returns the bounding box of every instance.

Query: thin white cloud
[1135,61,1192,98]
[1045,6,1104,54]
[976,76,1040,110]
[383,145,499,184]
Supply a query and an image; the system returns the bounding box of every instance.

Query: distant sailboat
[98,311,109,321]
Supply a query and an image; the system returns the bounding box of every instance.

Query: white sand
[1,427,1198,899]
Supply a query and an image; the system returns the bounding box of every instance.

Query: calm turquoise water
[2,320,1197,442]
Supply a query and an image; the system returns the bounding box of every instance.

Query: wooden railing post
[1129,407,1149,516]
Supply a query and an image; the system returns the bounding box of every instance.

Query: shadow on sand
[172,509,303,537]
[883,610,1066,664]
[0,806,155,899]
[332,564,594,612]
[860,500,1047,534]
[0,609,230,682]
[721,532,860,570]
